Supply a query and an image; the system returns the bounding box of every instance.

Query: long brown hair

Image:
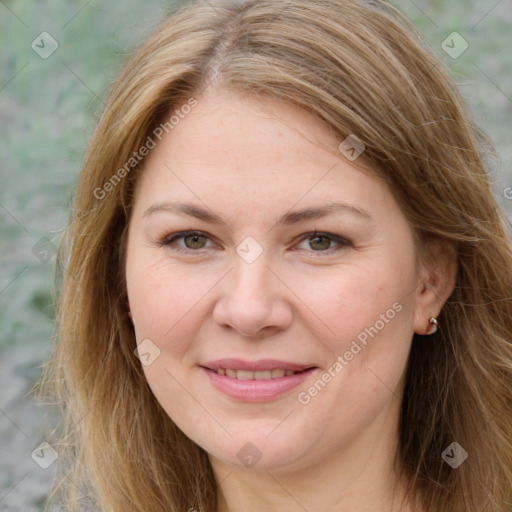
[39,0,512,510]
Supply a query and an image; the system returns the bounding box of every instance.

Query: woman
[40,0,512,511]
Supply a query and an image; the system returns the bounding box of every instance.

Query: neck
[210,401,418,512]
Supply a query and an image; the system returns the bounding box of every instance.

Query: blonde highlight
[39,1,512,511]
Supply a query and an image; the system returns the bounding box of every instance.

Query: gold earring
[428,317,438,335]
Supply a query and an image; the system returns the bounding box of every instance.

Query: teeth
[254,370,272,380]
[215,368,299,380]
[236,370,255,381]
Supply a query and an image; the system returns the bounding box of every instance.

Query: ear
[413,238,458,335]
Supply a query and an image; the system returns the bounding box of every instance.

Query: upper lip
[201,358,316,372]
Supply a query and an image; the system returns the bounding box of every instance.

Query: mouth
[199,360,318,402]
[203,367,312,380]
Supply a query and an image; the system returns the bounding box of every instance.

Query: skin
[125,88,457,512]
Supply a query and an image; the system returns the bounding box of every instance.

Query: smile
[200,366,317,402]
[214,368,298,379]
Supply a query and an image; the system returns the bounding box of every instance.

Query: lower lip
[200,367,317,402]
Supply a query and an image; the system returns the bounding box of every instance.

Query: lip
[199,361,318,402]
[201,358,315,372]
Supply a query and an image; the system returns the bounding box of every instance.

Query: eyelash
[157,230,352,256]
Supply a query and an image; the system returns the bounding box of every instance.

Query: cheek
[295,259,409,345]
[299,258,416,403]
[126,253,211,350]
[333,269,414,390]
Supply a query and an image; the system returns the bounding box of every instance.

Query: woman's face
[125,89,431,473]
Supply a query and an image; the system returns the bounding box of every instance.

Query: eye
[294,232,352,254]
[158,230,352,255]
[159,230,214,252]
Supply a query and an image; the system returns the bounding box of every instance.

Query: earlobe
[427,316,438,335]
[413,239,457,335]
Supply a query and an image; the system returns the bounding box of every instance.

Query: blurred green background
[0,0,511,510]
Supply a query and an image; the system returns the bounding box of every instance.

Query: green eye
[160,230,351,255]
[308,234,332,251]
[182,233,207,249]
[296,232,352,253]
[160,231,212,251]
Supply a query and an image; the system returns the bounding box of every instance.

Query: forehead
[148,89,341,169]
[133,89,393,224]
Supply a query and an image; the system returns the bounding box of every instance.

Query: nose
[212,252,294,338]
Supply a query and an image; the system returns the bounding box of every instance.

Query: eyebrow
[143,201,374,226]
